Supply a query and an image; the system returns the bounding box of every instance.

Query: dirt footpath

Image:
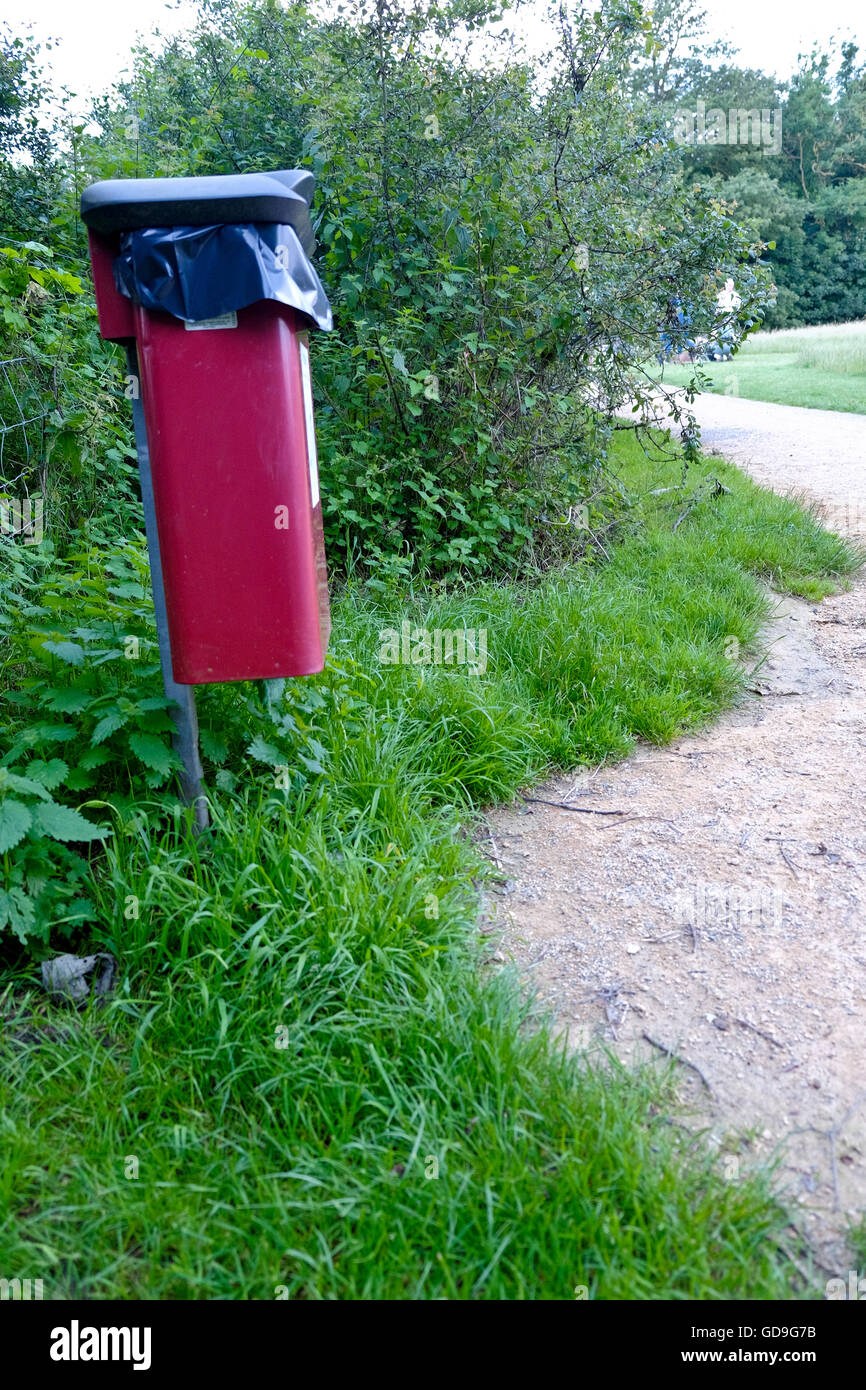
[486,392,866,1276]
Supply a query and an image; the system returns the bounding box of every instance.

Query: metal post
[126,345,209,833]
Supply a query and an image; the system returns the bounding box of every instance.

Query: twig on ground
[520,795,626,816]
[476,825,503,868]
[642,1032,712,1092]
[733,1016,785,1050]
[598,815,677,829]
[765,835,800,879]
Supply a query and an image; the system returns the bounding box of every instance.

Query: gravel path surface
[486,392,866,1276]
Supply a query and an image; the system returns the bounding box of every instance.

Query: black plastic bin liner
[113,221,332,330]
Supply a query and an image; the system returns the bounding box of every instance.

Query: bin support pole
[126,345,209,833]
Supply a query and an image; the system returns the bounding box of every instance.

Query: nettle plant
[0,540,183,946]
[0,537,368,948]
[0,762,108,947]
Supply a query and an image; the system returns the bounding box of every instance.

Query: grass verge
[0,435,859,1299]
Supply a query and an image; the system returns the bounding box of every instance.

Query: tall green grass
[745,320,866,374]
[0,435,858,1299]
[652,319,866,413]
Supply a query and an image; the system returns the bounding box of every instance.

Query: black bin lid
[80,169,317,253]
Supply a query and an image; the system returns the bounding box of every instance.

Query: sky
[3,0,865,112]
[695,0,863,75]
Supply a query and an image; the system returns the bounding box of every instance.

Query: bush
[74,0,773,580]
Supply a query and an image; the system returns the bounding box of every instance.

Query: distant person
[716,277,742,315]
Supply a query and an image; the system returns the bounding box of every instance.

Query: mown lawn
[0,435,859,1299]
[649,320,866,414]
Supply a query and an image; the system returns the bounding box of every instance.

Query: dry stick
[599,814,677,829]
[765,835,800,880]
[642,1032,712,1093]
[477,824,503,869]
[520,794,627,817]
[733,1017,785,1050]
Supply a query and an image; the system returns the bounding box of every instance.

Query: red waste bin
[82,171,332,685]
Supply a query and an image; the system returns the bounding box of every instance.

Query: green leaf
[247,735,284,767]
[92,710,128,744]
[0,799,33,852]
[65,897,96,923]
[0,887,36,942]
[200,729,228,764]
[0,768,51,800]
[79,747,113,770]
[128,731,177,777]
[24,758,69,791]
[4,725,76,764]
[108,582,146,599]
[140,767,169,790]
[136,711,175,734]
[30,801,110,843]
[298,754,326,776]
[42,687,94,713]
[41,640,86,666]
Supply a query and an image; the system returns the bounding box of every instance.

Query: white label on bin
[184,312,238,330]
[299,340,320,509]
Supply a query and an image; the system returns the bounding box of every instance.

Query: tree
[32,0,776,574]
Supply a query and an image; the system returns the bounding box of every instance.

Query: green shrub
[74,0,773,580]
